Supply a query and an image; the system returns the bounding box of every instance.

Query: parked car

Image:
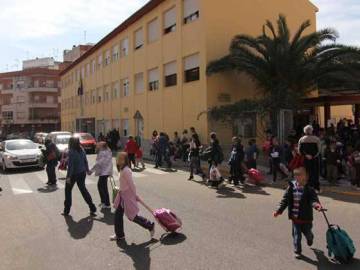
[46,131,72,142]
[73,133,96,153]
[34,132,48,144]
[0,139,44,171]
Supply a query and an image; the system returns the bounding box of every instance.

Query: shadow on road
[298,248,360,270]
[216,187,246,199]
[94,208,115,225]
[239,184,271,196]
[64,215,93,239]
[160,232,187,245]
[117,238,158,270]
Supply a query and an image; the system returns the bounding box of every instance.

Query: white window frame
[112,44,119,62]
[134,28,144,50]
[148,68,159,91]
[183,0,200,24]
[164,7,176,34]
[120,38,129,57]
[148,18,159,43]
[122,78,130,97]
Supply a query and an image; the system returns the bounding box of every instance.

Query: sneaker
[307,237,313,247]
[98,203,104,207]
[294,252,302,259]
[149,223,155,239]
[110,234,125,241]
[188,176,194,181]
[61,211,70,217]
[102,205,111,209]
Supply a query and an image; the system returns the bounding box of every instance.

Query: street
[0,155,359,270]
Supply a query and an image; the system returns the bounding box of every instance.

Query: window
[184,53,200,82]
[91,59,96,73]
[98,54,103,68]
[148,68,159,91]
[164,7,176,34]
[104,50,111,66]
[91,90,96,104]
[112,44,119,62]
[148,18,159,43]
[122,78,130,97]
[46,96,55,103]
[86,63,90,76]
[183,0,199,24]
[121,119,129,136]
[135,73,144,93]
[112,81,120,99]
[2,111,13,120]
[120,38,129,57]
[234,113,257,138]
[164,61,177,87]
[103,86,110,102]
[46,80,54,88]
[97,88,102,103]
[134,28,144,50]
[81,67,85,79]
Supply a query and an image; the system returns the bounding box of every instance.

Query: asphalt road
[0,155,359,270]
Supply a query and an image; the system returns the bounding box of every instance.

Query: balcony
[26,87,58,93]
[29,102,58,109]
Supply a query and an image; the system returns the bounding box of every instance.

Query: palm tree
[207,15,360,135]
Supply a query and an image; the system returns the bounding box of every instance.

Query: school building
[60,0,318,147]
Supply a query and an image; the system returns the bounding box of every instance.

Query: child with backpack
[273,167,323,259]
[228,136,245,186]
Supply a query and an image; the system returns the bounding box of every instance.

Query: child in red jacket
[136,148,145,169]
[125,136,138,169]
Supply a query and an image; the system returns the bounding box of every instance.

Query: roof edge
[60,0,165,76]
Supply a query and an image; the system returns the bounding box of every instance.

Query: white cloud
[0,0,147,39]
[312,0,360,45]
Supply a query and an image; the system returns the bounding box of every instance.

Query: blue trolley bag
[321,209,356,264]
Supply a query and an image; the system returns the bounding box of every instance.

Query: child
[323,141,341,185]
[245,139,258,169]
[136,147,145,169]
[124,136,139,169]
[273,167,322,259]
[110,152,155,241]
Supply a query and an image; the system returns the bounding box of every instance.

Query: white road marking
[10,176,33,195]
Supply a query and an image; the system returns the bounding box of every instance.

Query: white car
[0,139,44,171]
[54,134,71,154]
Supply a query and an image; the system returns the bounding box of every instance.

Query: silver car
[0,139,44,171]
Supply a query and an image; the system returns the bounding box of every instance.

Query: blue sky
[0,0,358,72]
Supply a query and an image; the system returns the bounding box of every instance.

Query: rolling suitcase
[139,199,182,233]
[321,209,356,264]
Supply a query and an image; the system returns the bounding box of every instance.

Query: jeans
[46,164,57,184]
[229,163,243,185]
[326,164,338,184]
[128,153,136,168]
[97,175,110,206]
[64,172,96,214]
[155,152,163,167]
[292,222,314,253]
[189,156,204,178]
[114,204,154,238]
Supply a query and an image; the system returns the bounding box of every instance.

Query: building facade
[0,58,62,138]
[60,0,318,146]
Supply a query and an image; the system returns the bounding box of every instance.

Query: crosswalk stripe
[10,176,33,195]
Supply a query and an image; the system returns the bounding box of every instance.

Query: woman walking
[188,133,206,181]
[90,141,113,209]
[110,152,155,241]
[62,137,97,216]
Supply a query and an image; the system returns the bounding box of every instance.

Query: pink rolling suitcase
[139,200,182,233]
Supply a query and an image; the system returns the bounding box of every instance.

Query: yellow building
[60,0,318,147]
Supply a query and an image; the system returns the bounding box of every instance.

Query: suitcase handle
[108,176,117,190]
[138,198,155,215]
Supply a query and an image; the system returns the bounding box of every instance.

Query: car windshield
[55,135,71,145]
[80,134,94,141]
[6,140,37,150]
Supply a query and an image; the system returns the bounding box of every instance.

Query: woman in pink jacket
[110,152,155,241]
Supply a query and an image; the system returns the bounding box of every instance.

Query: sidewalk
[144,156,360,197]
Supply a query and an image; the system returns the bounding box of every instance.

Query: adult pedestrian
[150,130,158,158]
[299,125,321,192]
[62,137,97,216]
[110,152,155,241]
[270,136,285,183]
[188,133,206,181]
[155,132,172,169]
[90,141,113,209]
[229,136,245,185]
[207,132,224,187]
[245,139,258,169]
[44,138,59,186]
[180,129,190,164]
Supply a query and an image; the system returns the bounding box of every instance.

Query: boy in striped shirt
[273,167,322,258]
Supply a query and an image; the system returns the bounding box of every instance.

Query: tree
[207,15,360,135]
